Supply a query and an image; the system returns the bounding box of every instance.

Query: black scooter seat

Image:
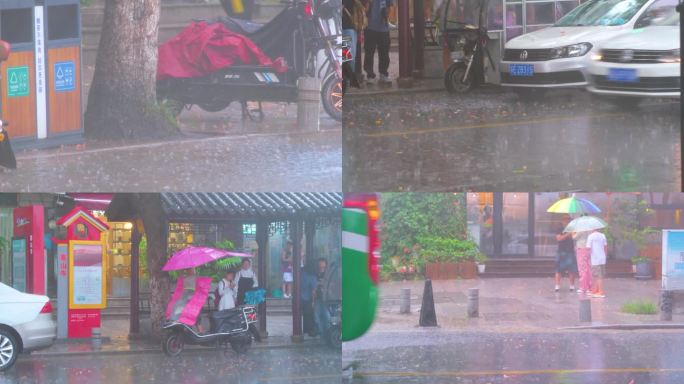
[222,16,265,35]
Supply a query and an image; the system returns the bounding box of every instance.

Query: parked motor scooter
[162,305,259,356]
[158,0,346,122]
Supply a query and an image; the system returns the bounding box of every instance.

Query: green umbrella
[563,216,607,233]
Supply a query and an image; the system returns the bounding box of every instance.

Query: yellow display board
[68,240,107,309]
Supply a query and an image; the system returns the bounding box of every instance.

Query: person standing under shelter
[364,0,394,83]
[217,270,237,311]
[281,239,294,299]
[235,258,258,305]
[587,229,608,298]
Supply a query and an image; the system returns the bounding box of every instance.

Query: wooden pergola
[105,192,342,340]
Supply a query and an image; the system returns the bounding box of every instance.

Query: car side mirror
[635,15,651,28]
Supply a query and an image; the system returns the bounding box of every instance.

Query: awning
[106,193,342,222]
[68,193,114,212]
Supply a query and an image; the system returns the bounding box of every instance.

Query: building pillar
[256,220,269,337]
[129,225,142,338]
[412,0,425,78]
[397,0,414,88]
[291,220,303,342]
[305,219,315,267]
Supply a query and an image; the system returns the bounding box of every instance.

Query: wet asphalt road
[343,329,684,383]
[0,346,340,384]
[344,88,681,191]
[0,129,341,192]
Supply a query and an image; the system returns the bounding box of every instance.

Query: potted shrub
[632,256,652,279]
[420,236,481,280]
[476,253,488,274]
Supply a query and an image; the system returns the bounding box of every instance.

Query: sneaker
[366,72,377,80]
[591,293,606,298]
[569,286,575,292]
[576,289,584,294]
[379,74,392,83]
[554,285,560,292]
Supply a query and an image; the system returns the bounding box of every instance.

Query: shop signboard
[662,230,684,291]
[69,241,106,309]
[11,237,27,292]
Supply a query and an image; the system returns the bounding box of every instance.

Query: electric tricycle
[439,0,496,93]
[157,0,346,122]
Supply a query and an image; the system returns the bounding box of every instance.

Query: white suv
[500,0,675,95]
[587,9,680,103]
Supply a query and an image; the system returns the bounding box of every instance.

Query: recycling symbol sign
[54,61,75,92]
[7,66,29,98]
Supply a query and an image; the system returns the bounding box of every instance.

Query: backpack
[345,0,368,32]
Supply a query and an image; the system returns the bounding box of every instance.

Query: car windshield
[555,0,650,26]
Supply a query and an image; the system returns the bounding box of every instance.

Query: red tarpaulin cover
[157,21,287,80]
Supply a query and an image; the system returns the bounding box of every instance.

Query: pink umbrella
[162,246,252,271]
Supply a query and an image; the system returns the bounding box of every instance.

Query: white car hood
[506,26,631,49]
[599,26,680,50]
[0,283,48,326]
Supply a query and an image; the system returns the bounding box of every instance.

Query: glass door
[500,193,530,256]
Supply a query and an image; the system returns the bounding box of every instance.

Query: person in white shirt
[217,270,237,311]
[235,258,258,305]
[587,229,608,298]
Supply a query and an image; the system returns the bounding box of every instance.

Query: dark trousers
[302,300,316,336]
[363,29,391,77]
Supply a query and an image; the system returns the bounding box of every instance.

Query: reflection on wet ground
[0,130,341,192]
[344,88,681,191]
[1,346,340,384]
[344,329,684,383]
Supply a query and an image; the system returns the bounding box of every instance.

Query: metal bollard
[400,288,411,314]
[660,289,674,321]
[467,288,479,318]
[91,327,102,350]
[579,299,592,322]
[297,77,321,132]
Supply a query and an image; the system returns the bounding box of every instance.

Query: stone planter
[425,262,458,280]
[477,264,486,274]
[634,260,653,280]
[425,261,477,280]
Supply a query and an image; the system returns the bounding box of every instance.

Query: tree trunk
[131,194,170,340]
[85,0,176,139]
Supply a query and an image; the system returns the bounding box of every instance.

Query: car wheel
[0,330,18,371]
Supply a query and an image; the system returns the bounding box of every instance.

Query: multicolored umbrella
[563,216,607,233]
[547,195,601,214]
[162,246,252,271]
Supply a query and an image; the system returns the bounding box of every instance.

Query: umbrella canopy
[563,216,607,233]
[162,246,252,271]
[547,195,601,214]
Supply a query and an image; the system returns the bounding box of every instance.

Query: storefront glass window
[505,3,524,39]
[467,193,495,257]
[501,193,529,255]
[487,0,505,30]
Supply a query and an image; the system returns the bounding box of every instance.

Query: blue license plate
[607,68,638,83]
[509,64,534,77]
